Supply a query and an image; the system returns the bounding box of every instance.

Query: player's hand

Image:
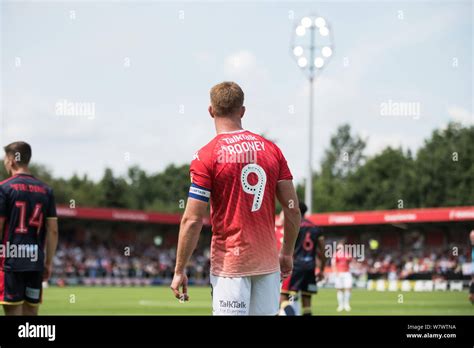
[43,263,53,281]
[170,271,189,302]
[279,253,293,280]
[317,272,325,282]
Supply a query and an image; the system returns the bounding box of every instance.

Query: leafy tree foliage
[0,123,471,212]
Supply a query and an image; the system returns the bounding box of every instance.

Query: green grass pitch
[34,286,474,315]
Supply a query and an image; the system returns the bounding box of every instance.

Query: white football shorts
[334,272,353,289]
[210,271,280,315]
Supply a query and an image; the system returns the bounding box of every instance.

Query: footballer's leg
[469,278,474,304]
[210,274,251,315]
[301,294,312,316]
[301,270,317,316]
[280,269,305,315]
[23,271,43,315]
[280,270,303,315]
[3,304,23,315]
[336,289,344,312]
[249,271,280,315]
[343,273,353,312]
[1,271,26,315]
[334,273,344,312]
[22,302,39,316]
[343,288,352,312]
[279,292,298,316]
[279,274,295,315]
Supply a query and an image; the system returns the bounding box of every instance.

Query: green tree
[346,147,417,210]
[415,122,474,207]
[312,124,367,212]
[321,124,367,178]
[99,168,131,208]
[1,122,472,213]
[146,164,190,212]
[126,166,151,210]
[66,174,102,208]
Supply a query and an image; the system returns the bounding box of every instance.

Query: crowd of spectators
[52,241,210,284]
[52,240,471,285]
[351,246,470,281]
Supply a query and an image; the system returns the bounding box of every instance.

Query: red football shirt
[334,250,352,273]
[189,129,293,277]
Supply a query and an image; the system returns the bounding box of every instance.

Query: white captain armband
[188,183,211,203]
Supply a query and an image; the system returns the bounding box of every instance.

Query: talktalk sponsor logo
[219,300,247,309]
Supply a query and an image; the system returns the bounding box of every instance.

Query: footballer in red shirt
[171,82,301,315]
[332,241,353,312]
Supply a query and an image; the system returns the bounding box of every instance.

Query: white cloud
[224,50,257,75]
[447,105,473,126]
[223,50,270,84]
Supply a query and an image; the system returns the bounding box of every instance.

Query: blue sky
[1,0,472,183]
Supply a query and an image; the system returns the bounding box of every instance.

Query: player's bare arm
[317,236,327,281]
[276,180,301,279]
[171,197,207,301]
[44,218,59,281]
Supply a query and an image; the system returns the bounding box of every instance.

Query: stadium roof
[57,206,184,225]
[57,205,474,226]
[307,206,474,226]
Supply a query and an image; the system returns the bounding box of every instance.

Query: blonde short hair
[210,81,244,117]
